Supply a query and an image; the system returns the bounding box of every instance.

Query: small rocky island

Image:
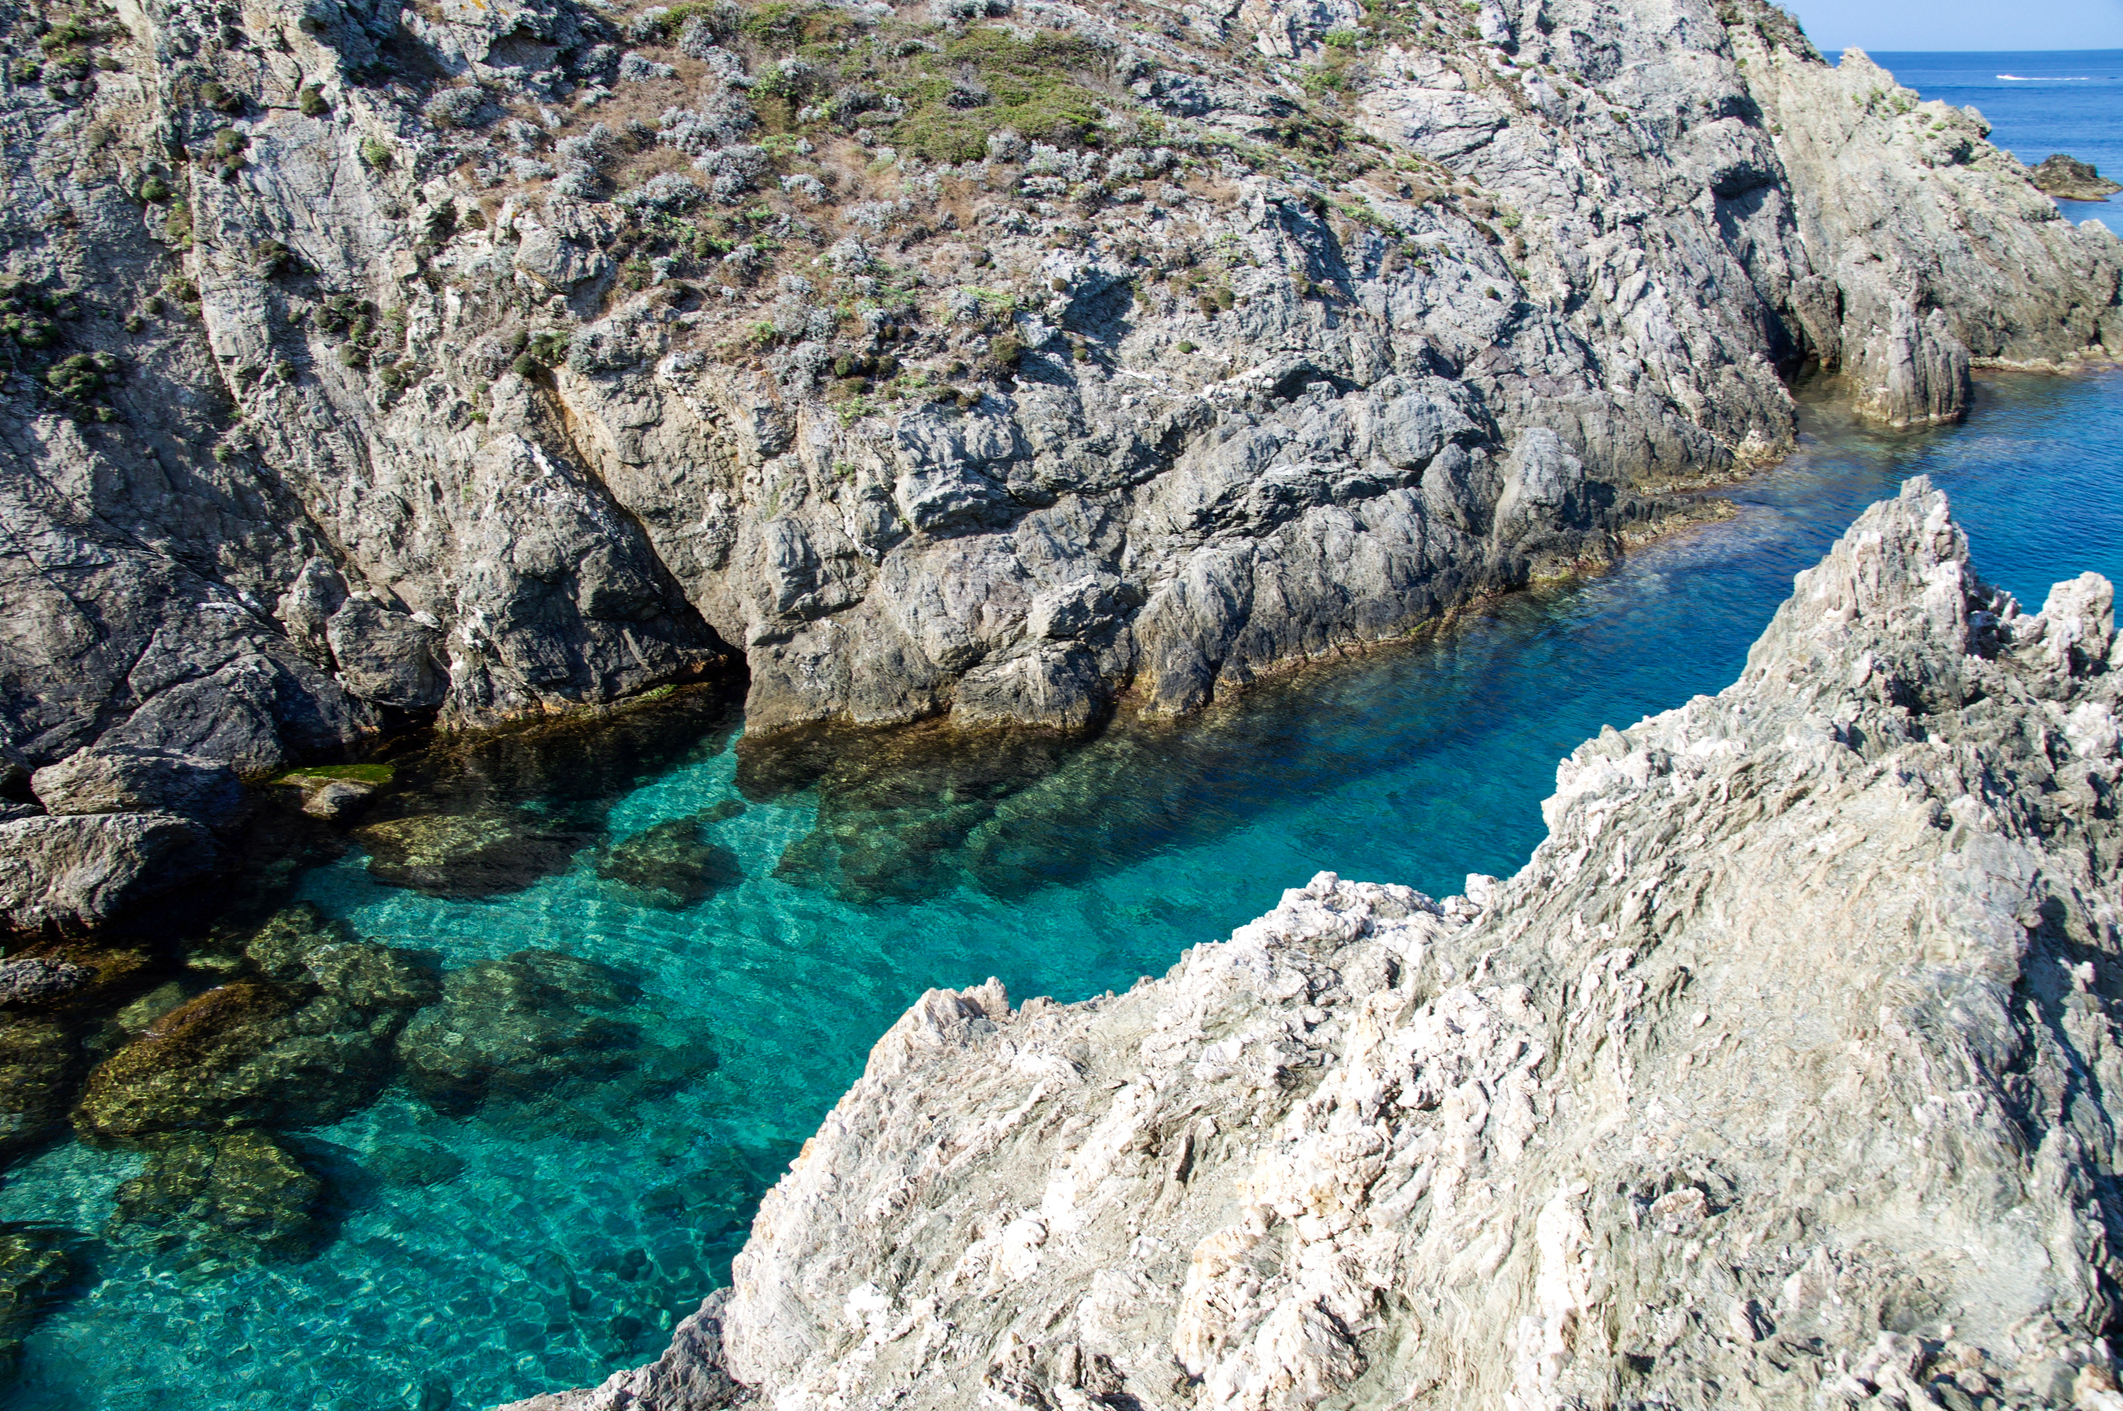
[2033,154,2123,200]
[509,484,2123,1410]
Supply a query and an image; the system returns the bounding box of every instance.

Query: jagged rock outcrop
[502,480,2123,1409]
[2033,155,2123,203]
[0,0,2117,934]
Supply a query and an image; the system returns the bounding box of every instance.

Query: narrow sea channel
[3,366,2119,1410]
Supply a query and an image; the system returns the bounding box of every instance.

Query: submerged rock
[0,1016,85,1166]
[747,721,1082,903]
[74,910,439,1141]
[108,1130,330,1261]
[0,1225,76,1383]
[593,817,743,910]
[355,809,599,899]
[365,1142,468,1189]
[2031,153,2123,200]
[394,951,647,1117]
[512,484,2123,1410]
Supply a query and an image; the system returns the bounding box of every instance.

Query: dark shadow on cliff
[347,681,746,900]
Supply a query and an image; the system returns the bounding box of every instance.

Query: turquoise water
[2,367,2121,1410]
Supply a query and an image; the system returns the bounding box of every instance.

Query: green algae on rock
[73,909,440,1142]
[107,1131,330,1261]
[592,816,745,910]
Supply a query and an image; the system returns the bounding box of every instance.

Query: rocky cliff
[498,483,2123,1409]
[1,0,2119,933]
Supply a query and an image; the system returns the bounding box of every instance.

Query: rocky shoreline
[1,0,2120,939]
[499,480,2123,1410]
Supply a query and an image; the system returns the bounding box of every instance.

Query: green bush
[359,136,393,170]
[45,351,116,399]
[138,172,171,203]
[511,352,543,379]
[299,85,329,117]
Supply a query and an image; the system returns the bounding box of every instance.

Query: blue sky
[1786,0,2123,51]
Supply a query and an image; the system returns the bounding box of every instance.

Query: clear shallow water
[1866,49,2123,226]
[4,368,2122,1411]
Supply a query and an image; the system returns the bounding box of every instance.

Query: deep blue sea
[2,57,2121,1411]
[1868,48,2123,226]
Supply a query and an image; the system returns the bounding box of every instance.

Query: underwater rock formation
[73,906,439,1140]
[354,808,603,899]
[107,1129,332,1261]
[593,815,744,910]
[395,950,649,1118]
[503,482,2123,1409]
[1,0,2118,935]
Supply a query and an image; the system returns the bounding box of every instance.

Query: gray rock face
[0,0,2114,926]
[30,746,244,829]
[499,482,2123,1410]
[0,813,220,936]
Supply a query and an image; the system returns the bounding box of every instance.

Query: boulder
[2030,153,2122,200]
[592,817,743,909]
[0,813,221,936]
[0,958,95,1008]
[394,950,645,1117]
[74,912,438,1141]
[30,747,244,828]
[354,808,598,898]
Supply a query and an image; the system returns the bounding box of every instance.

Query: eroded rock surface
[504,483,2123,1409]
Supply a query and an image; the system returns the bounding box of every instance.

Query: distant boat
[1997,73,2094,80]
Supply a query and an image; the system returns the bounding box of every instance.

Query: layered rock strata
[0,0,2117,936]
[503,481,2123,1409]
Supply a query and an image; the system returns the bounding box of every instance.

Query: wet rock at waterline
[108,1130,331,1261]
[593,817,743,910]
[0,1226,76,1384]
[73,926,439,1141]
[0,958,95,1008]
[354,809,601,899]
[0,813,220,936]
